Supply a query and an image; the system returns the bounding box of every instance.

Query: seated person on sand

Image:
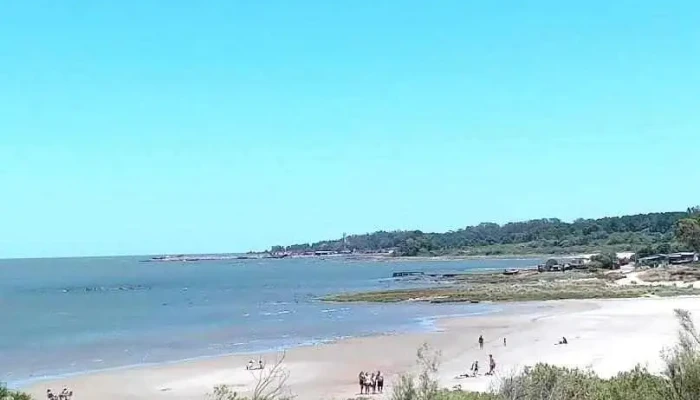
[459,360,479,378]
[53,387,72,400]
[556,337,568,345]
[247,359,254,370]
[258,359,264,370]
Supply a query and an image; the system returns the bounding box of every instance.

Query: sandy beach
[24,296,700,400]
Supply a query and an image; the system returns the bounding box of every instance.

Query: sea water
[0,256,541,385]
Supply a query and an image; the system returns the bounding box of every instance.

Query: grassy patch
[638,265,700,283]
[325,271,700,303]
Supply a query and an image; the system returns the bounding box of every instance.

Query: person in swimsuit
[377,371,384,393]
[478,335,484,349]
[359,371,365,394]
[471,360,479,376]
[487,354,496,375]
[503,337,507,347]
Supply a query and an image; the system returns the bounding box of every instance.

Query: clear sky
[2,1,699,258]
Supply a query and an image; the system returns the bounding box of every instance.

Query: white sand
[24,297,700,399]
[615,271,700,288]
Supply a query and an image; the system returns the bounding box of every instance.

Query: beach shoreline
[9,304,505,388]
[22,296,700,399]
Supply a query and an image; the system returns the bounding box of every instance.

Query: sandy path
[23,297,700,400]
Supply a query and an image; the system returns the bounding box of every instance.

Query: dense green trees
[275,211,690,256]
[675,217,700,253]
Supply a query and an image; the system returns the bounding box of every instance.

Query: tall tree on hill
[674,206,700,252]
[676,216,700,252]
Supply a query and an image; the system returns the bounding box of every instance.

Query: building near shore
[639,252,698,267]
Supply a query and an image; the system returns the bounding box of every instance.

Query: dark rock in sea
[63,284,152,294]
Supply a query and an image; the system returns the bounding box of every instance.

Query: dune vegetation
[324,269,700,304]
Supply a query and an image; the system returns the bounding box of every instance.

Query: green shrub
[0,383,33,400]
[595,366,666,400]
[661,309,700,399]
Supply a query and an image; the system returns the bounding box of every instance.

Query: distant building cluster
[639,252,699,268]
[538,251,698,272]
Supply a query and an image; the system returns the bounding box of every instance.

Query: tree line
[272,209,700,257]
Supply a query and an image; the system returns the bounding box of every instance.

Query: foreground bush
[0,384,32,400]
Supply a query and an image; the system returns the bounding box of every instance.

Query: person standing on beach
[478,335,484,349]
[365,372,373,394]
[503,337,507,347]
[377,371,384,393]
[359,371,365,394]
[487,354,496,375]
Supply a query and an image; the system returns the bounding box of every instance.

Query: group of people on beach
[46,387,73,400]
[460,335,498,378]
[462,334,569,379]
[358,370,384,395]
[464,354,497,377]
[246,359,265,370]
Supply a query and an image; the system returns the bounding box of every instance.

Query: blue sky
[1,1,699,258]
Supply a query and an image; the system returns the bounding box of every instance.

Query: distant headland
[143,208,700,263]
[269,208,700,258]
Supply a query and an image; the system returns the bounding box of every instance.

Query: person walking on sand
[487,354,496,375]
[478,335,484,350]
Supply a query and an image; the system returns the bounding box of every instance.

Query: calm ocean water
[0,256,541,385]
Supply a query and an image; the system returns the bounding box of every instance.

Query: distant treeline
[272,211,696,257]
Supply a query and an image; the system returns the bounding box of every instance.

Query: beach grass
[637,264,700,283]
